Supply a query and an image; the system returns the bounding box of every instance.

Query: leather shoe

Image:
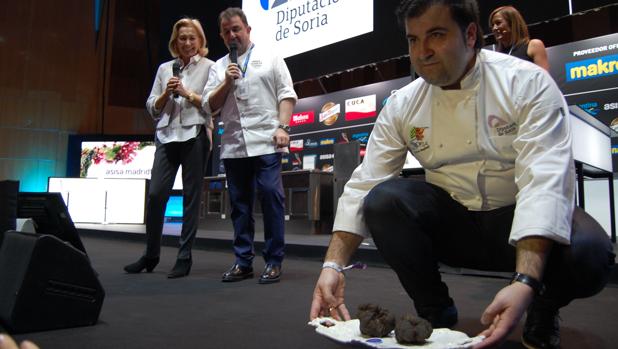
[222,264,253,282]
[167,258,192,279]
[258,264,281,284]
[522,301,561,349]
[124,256,159,274]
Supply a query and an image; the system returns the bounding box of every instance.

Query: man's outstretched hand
[309,268,351,321]
[474,282,535,348]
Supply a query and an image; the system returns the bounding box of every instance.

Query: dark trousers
[363,178,615,316]
[223,153,285,267]
[144,129,210,260]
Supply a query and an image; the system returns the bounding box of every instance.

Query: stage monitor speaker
[17,192,87,255]
[0,231,105,333]
[334,141,360,180]
[333,142,361,211]
[0,180,19,247]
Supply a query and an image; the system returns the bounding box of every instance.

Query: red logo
[290,111,315,126]
[289,139,304,152]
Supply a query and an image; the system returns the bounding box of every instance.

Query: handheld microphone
[172,61,181,98]
[229,41,238,64]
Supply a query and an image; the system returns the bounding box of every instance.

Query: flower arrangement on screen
[80,141,153,177]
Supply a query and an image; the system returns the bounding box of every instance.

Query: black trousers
[144,128,210,260]
[363,178,615,316]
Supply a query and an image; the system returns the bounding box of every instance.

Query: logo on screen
[320,138,335,146]
[290,139,304,152]
[305,139,319,148]
[605,102,618,110]
[565,54,618,82]
[345,95,377,121]
[578,102,600,116]
[290,110,315,126]
[319,102,340,126]
[261,0,288,10]
[351,132,369,145]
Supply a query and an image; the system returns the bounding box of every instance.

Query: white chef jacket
[202,43,297,159]
[146,55,214,143]
[334,49,575,246]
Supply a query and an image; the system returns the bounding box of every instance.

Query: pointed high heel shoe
[167,258,192,278]
[124,256,159,273]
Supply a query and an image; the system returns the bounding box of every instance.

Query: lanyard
[239,43,254,78]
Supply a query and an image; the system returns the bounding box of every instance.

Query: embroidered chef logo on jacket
[487,115,517,136]
[251,60,262,68]
[409,126,429,153]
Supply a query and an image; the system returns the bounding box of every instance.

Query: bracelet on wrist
[322,261,344,273]
[510,272,545,295]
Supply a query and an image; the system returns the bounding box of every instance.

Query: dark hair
[218,7,249,29]
[396,0,484,49]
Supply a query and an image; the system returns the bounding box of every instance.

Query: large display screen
[79,141,182,189]
[242,0,373,58]
[546,32,618,171]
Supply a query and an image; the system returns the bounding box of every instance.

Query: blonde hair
[168,18,208,58]
[489,6,530,49]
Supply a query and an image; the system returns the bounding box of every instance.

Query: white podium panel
[570,105,612,172]
[48,178,146,224]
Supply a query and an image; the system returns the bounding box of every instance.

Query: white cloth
[334,49,574,245]
[308,317,484,348]
[146,55,214,144]
[203,43,297,159]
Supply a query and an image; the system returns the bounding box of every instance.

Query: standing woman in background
[124,18,214,278]
[489,5,550,70]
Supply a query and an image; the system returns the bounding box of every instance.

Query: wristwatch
[510,272,545,295]
[187,92,195,103]
[277,124,291,133]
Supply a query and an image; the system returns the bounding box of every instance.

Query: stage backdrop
[547,32,618,171]
[210,76,414,176]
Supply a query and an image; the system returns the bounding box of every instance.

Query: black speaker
[0,180,19,247]
[0,231,105,333]
[333,142,361,211]
[334,141,361,180]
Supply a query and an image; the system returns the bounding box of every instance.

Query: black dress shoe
[222,264,253,282]
[522,302,561,349]
[258,264,281,284]
[124,256,159,273]
[167,258,192,279]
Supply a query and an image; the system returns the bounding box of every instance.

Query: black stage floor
[7,223,618,348]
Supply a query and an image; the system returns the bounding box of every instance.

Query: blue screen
[164,196,183,218]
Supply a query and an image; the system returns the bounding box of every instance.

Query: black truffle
[356,303,396,338]
[395,314,433,344]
